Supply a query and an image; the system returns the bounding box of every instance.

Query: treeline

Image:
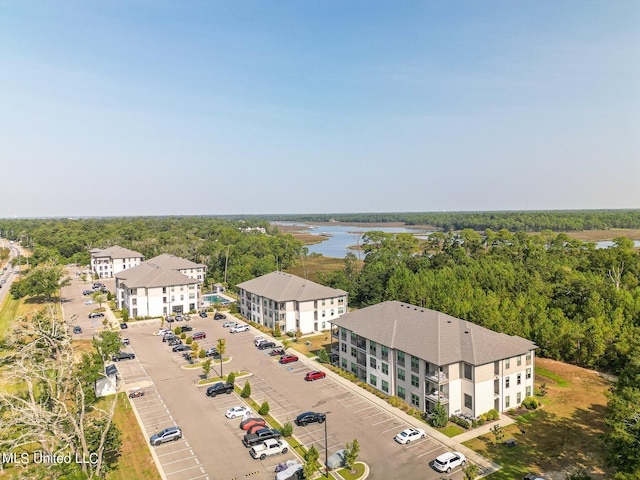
[254,209,640,232]
[318,229,640,374]
[0,217,307,288]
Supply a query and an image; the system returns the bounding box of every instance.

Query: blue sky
[1,1,638,217]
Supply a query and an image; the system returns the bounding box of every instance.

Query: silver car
[150,426,182,446]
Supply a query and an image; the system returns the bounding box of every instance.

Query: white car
[84,299,95,305]
[394,427,426,444]
[230,324,249,333]
[156,329,173,336]
[225,406,253,419]
[432,451,466,473]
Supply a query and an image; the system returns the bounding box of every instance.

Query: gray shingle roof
[92,245,144,259]
[146,253,205,270]
[116,263,197,288]
[331,301,536,367]
[236,271,347,302]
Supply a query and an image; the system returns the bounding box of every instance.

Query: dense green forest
[318,229,640,374]
[255,209,640,231]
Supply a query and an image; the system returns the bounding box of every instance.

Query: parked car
[240,417,266,430]
[73,326,82,334]
[214,312,226,320]
[223,321,238,328]
[230,325,249,333]
[246,422,269,435]
[304,371,326,381]
[168,338,182,346]
[394,427,426,444]
[205,347,220,357]
[112,352,135,362]
[156,329,173,336]
[242,428,282,447]
[258,341,276,350]
[191,332,206,340]
[225,406,253,419]
[294,412,326,426]
[206,382,234,397]
[163,334,179,343]
[275,462,304,480]
[254,337,266,346]
[432,451,466,473]
[250,438,289,460]
[84,299,95,305]
[173,344,191,352]
[175,315,184,322]
[82,290,94,296]
[326,449,346,470]
[166,316,175,323]
[279,355,299,364]
[149,426,182,446]
[269,349,286,356]
[88,312,104,319]
[180,325,193,332]
[199,311,208,318]
[523,475,546,480]
[122,338,130,346]
[119,323,128,329]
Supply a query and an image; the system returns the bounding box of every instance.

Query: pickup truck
[242,428,281,447]
[249,438,290,460]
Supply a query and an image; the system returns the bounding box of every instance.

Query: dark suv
[112,352,136,362]
[88,312,105,319]
[257,341,276,350]
[180,325,193,332]
[295,412,326,426]
[206,382,234,397]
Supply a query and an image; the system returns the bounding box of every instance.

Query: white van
[275,462,303,480]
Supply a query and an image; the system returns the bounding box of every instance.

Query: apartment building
[236,271,347,334]
[90,246,144,278]
[331,301,537,417]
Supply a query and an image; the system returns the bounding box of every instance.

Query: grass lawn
[338,463,366,479]
[285,255,348,283]
[464,358,612,479]
[107,393,160,480]
[288,333,333,358]
[438,425,465,437]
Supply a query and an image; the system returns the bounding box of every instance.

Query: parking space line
[382,425,403,433]
[417,446,442,458]
[156,447,196,458]
[141,412,173,421]
[362,411,386,419]
[353,405,375,413]
[372,417,396,426]
[160,455,198,466]
[164,463,205,476]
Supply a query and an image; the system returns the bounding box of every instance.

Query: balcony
[425,371,448,384]
[426,391,449,404]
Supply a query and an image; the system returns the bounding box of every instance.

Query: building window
[381,363,388,375]
[322,299,325,306]
[505,358,510,369]
[322,310,326,318]
[526,351,531,361]
[397,369,405,381]
[505,395,510,408]
[517,392,522,404]
[341,343,347,353]
[351,347,357,358]
[411,393,420,407]
[341,329,347,340]
[411,356,419,373]
[464,363,472,380]
[341,359,347,369]
[351,363,357,375]
[505,377,510,389]
[331,309,334,316]
[321,322,325,330]
[526,368,531,379]
[370,374,377,386]
[526,386,531,397]
[397,386,405,399]
[369,341,377,355]
[331,298,334,305]
[464,394,472,410]
[411,375,419,387]
[381,345,389,360]
[351,332,357,344]
[517,373,522,385]
[517,356,522,367]
[370,357,377,369]
[397,350,405,367]
[381,380,389,393]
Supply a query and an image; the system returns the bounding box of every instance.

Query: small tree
[273,322,281,338]
[186,337,193,345]
[227,372,236,384]
[430,401,448,428]
[463,463,479,480]
[198,349,206,359]
[241,381,251,398]
[191,341,199,351]
[121,309,129,323]
[344,439,360,474]
[317,349,330,364]
[281,421,293,437]
[539,383,548,397]
[202,359,212,380]
[173,327,181,335]
[490,424,505,446]
[258,401,270,415]
[217,338,227,379]
[294,328,302,343]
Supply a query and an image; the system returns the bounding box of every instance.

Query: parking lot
[61,271,468,479]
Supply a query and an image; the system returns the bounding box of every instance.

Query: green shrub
[174,327,181,335]
[180,332,186,339]
[487,409,500,421]
[450,416,471,429]
[317,349,330,363]
[281,421,293,437]
[241,381,251,398]
[227,372,236,384]
[198,349,206,358]
[186,337,193,345]
[258,401,270,415]
[521,396,539,410]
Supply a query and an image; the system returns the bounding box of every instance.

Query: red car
[304,371,326,381]
[191,332,206,340]
[279,355,299,364]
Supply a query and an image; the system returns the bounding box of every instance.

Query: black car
[120,323,128,329]
[206,382,234,397]
[112,352,136,362]
[180,325,193,332]
[82,290,94,296]
[242,428,282,447]
[257,341,277,350]
[199,311,208,318]
[213,312,226,320]
[88,312,105,319]
[163,334,179,343]
[173,344,191,352]
[295,411,326,426]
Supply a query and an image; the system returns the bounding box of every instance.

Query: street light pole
[324,411,332,478]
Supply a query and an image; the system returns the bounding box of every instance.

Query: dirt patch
[563,228,640,242]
